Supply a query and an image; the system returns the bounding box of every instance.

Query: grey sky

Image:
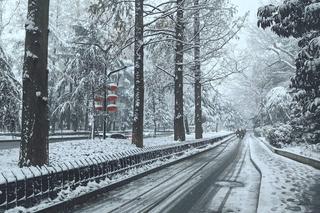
[229,0,266,50]
[231,0,261,22]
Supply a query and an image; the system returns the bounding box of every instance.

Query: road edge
[248,136,263,213]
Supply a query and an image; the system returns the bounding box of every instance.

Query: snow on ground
[259,136,320,161]
[223,139,260,213]
[0,131,231,177]
[249,134,320,213]
[282,143,320,161]
[0,136,20,140]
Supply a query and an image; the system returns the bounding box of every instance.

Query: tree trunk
[91,86,95,139]
[113,121,116,131]
[132,0,144,148]
[84,95,89,130]
[184,117,190,135]
[66,83,72,130]
[174,0,186,141]
[152,95,157,137]
[51,116,56,134]
[103,65,107,139]
[194,0,203,139]
[19,0,50,167]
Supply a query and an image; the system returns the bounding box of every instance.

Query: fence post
[69,162,76,186]
[83,159,92,180]
[27,167,37,205]
[56,164,64,189]
[34,166,44,200]
[63,163,70,184]
[73,161,81,185]
[42,165,51,199]
[1,172,8,210]
[19,169,28,203]
[10,171,18,208]
[92,157,101,177]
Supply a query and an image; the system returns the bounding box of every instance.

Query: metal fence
[0,134,233,211]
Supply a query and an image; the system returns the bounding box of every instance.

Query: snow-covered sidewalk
[0,132,230,174]
[249,134,320,213]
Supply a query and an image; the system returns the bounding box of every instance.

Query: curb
[34,136,235,213]
[248,140,262,213]
[257,138,320,170]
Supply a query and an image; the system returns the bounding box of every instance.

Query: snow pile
[249,135,320,212]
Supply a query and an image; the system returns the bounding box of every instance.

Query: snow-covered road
[68,133,320,213]
[71,136,261,213]
[249,133,320,213]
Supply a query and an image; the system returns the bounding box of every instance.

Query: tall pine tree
[132,0,144,147]
[174,0,186,141]
[19,0,50,166]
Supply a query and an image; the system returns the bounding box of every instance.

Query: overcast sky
[228,0,266,50]
[231,0,261,22]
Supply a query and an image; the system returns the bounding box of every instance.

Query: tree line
[0,0,245,166]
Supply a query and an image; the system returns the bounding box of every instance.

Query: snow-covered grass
[249,134,320,213]
[0,131,231,176]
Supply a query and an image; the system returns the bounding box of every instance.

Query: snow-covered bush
[264,87,292,124]
[253,87,292,129]
[266,123,293,148]
[254,125,273,137]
